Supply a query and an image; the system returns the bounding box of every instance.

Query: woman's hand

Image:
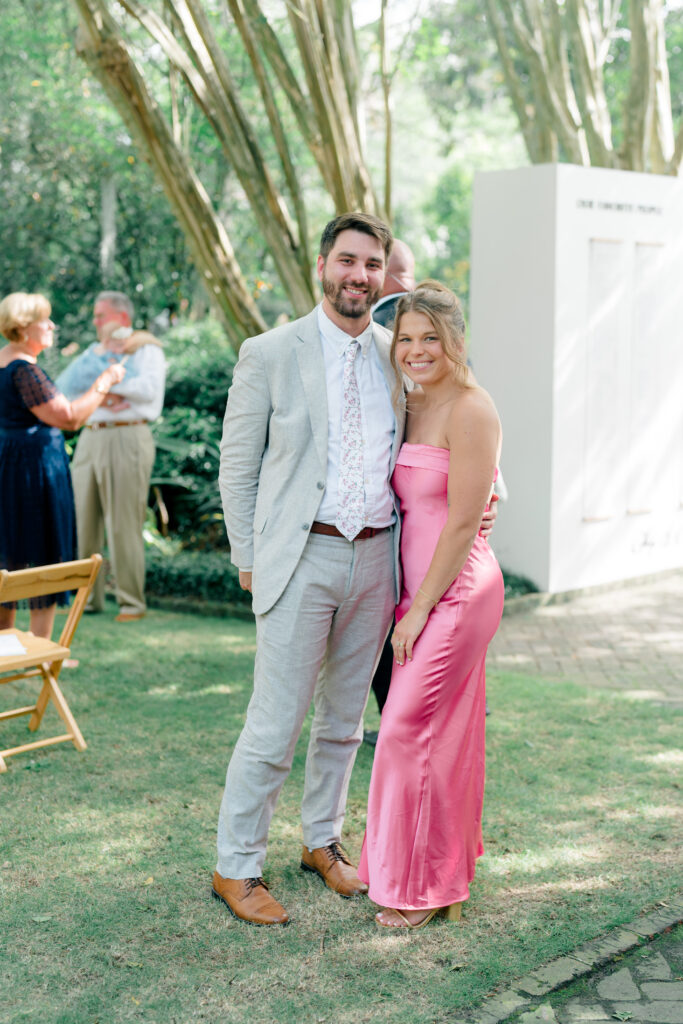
[102,363,126,388]
[479,493,499,538]
[391,603,431,666]
[97,363,128,409]
[31,361,129,432]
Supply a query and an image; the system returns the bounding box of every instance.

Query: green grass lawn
[1,608,681,1024]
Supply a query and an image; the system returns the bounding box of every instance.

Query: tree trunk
[485,0,681,174]
[73,0,267,350]
[380,0,392,220]
[68,0,389,348]
[117,0,316,315]
[100,173,117,282]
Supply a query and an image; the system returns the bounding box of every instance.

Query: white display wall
[470,164,683,593]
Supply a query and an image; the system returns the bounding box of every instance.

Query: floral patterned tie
[336,339,365,540]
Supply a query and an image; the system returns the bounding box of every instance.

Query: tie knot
[345,338,359,361]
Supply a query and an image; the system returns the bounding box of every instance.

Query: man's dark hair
[319,212,393,262]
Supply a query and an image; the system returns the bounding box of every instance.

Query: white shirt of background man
[88,343,166,425]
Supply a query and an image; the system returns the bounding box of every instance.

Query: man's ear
[316,254,325,282]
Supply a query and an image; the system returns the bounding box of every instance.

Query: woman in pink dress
[359,281,504,930]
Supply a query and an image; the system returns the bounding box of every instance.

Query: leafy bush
[143,540,539,618]
[502,570,539,598]
[152,319,235,547]
[145,547,250,606]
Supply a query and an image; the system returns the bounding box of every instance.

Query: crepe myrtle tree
[69,0,388,351]
[483,0,682,173]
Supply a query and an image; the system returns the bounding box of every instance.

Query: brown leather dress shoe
[211,872,289,926]
[300,842,368,898]
[115,612,146,622]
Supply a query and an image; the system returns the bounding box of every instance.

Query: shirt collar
[317,304,374,357]
[372,291,406,314]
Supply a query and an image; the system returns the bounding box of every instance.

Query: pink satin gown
[359,443,504,910]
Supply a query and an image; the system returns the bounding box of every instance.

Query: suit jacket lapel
[295,309,328,471]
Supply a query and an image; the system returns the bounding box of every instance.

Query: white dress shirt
[88,343,166,425]
[316,305,396,528]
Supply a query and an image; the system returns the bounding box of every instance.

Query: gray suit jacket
[219,308,406,615]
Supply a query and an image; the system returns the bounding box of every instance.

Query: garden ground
[1,571,681,1024]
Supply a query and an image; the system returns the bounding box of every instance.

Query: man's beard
[321,268,381,319]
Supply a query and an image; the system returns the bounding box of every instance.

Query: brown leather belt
[85,420,149,430]
[310,521,390,541]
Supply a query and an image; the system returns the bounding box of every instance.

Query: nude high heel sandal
[375,908,440,930]
[439,902,463,922]
[375,902,464,930]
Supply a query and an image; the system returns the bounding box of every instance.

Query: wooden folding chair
[0,555,102,772]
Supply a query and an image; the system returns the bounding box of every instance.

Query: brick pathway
[466,571,683,1024]
[501,922,683,1024]
[490,571,683,706]
[460,904,683,1024]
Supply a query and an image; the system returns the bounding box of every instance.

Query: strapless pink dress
[359,443,504,910]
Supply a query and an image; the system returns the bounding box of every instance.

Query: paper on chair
[0,635,28,656]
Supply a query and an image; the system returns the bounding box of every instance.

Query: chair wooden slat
[0,733,79,759]
[0,555,102,772]
[0,560,97,603]
[0,704,37,722]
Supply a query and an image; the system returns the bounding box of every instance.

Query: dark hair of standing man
[319,212,394,263]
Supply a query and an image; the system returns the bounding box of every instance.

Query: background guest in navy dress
[0,292,124,640]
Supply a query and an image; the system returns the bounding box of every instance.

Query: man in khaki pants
[56,291,166,621]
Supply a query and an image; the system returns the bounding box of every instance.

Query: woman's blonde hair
[0,292,51,342]
[390,279,472,396]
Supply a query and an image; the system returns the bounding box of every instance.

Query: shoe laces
[245,876,268,893]
[324,842,350,866]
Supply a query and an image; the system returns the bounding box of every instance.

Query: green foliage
[411,0,509,127]
[502,570,539,598]
[159,320,235,418]
[145,547,248,605]
[142,539,538,609]
[421,164,474,311]
[0,0,198,341]
[152,319,234,545]
[382,3,526,316]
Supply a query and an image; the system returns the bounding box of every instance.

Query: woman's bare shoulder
[450,384,500,430]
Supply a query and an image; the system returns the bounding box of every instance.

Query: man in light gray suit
[213,212,402,925]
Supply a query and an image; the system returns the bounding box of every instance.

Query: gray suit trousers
[216,528,396,879]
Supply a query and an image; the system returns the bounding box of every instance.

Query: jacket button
[317,481,324,490]
[302,523,310,531]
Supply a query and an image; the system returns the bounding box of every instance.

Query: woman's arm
[392,388,501,664]
[29,363,126,431]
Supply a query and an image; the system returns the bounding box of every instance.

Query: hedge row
[145,548,251,607]
[145,547,537,614]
